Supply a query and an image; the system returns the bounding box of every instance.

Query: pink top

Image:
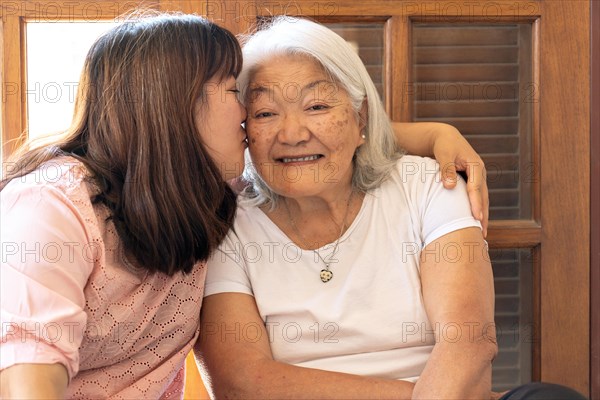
[1,157,206,399]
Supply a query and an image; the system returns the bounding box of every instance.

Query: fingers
[467,183,484,225]
[440,161,458,189]
[440,158,489,237]
[475,162,489,238]
[481,176,490,238]
[428,123,489,236]
[464,160,489,238]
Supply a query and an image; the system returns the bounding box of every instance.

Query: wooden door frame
[590,0,599,397]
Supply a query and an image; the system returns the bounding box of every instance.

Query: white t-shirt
[205,155,481,381]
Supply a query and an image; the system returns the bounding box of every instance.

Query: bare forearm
[392,122,459,156]
[413,341,496,400]
[205,357,414,399]
[199,293,414,399]
[0,363,68,399]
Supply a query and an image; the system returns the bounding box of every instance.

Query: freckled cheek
[247,128,276,150]
[247,131,272,162]
[334,118,352,140]
[322,118,349,140]
[246,124,264,142]
[248,121,281,142]
[323,117,356,156]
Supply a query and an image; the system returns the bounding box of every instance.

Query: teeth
[281,155,319,163]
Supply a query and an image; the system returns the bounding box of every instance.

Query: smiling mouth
[277,155,323,163]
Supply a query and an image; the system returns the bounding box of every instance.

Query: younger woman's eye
[228,89,240,93]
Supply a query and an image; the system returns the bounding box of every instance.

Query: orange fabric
[184,352,209,399]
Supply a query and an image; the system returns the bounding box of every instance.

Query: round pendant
[320,269,333,283]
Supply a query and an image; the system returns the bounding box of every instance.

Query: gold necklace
[284,192,354,283]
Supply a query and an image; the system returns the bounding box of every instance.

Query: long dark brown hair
[1,12,242,275]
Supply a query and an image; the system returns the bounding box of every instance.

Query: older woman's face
[246,54,365,198]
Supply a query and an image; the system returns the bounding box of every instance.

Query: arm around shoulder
[392,122,489,235]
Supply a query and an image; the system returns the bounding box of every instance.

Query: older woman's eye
[307,104,329,111]
[255,111,275,118]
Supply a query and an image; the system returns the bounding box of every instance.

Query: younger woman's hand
[431,125,489,237]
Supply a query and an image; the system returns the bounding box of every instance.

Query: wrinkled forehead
[245,54,343,103]
[247,79,342,103]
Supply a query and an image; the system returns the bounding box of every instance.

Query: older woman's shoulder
[392,155,441,183]
[396,154,439,166]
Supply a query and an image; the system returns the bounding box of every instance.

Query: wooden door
[1,0,591,397]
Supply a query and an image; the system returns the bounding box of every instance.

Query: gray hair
[239,17,403,206]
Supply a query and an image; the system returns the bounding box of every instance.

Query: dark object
[500,382,588,400]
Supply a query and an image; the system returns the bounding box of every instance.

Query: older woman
[197,17,584,400]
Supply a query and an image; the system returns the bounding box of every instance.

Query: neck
[280,168,356,217]
[283,187,355,226]
[275,186,365,252]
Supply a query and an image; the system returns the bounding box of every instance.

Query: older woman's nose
[277,115,310,145]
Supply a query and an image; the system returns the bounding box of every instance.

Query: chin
[270,181,326,199]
